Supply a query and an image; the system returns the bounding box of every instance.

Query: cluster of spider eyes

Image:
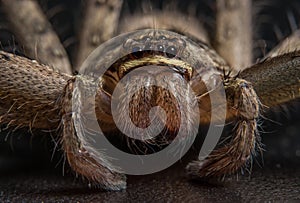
[130,35,178,57]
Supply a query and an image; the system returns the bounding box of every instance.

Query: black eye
[157,45,164,52]
[166,46,177,57]
[132,46,141,53]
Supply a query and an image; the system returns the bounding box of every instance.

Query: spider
[0,0,299,191]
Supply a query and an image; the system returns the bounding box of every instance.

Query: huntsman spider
[0,0,299,190]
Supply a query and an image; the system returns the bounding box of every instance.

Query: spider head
[75,29,227,152]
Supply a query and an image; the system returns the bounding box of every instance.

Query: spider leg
[186,77,261,178]
[75,0,123,71]
[240,50,300,107]
[61,79,126,190]
[266,29,300,58]
[215,0,252,71]
[0,51,125,190]
[0,0,72,74]
[0,51,70,129]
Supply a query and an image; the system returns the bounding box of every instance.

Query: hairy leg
[61,79,126,190]
[0,51,125,190]
[245,29,300,107]
[75,0,123,71]
[0,51,70,129]
[187,77,261,178]
[215,0,253,70]
[240,50,300,107]
[266,30,300,58]
[1,0,72,74]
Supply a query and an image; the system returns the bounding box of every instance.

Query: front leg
[187,76,261,178]
[61,79,126,190]
[0,51,126,190]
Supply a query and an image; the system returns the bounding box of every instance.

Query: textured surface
[0,114,299,202]
[0,162,299,202]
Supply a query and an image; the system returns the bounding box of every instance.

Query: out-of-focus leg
[1,0,72,74]
[215,0,252,70]
[266,29,300,58]
[75,0,123,71]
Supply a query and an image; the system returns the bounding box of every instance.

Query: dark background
[0,0,300,202]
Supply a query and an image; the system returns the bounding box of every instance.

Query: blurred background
[0,0,299,202]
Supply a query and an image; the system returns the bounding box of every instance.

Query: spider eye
[166,46,177,57]
[157,45,164,52]
[79,29,222,84]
